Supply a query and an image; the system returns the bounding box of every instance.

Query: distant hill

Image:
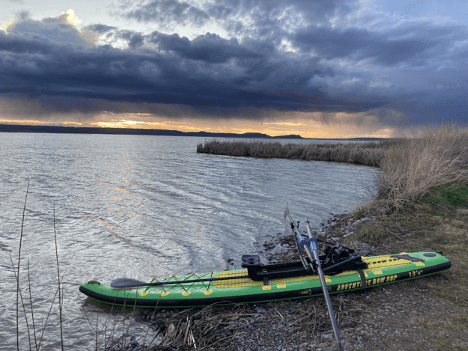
[0,124,303,139]
[304,137,389,141]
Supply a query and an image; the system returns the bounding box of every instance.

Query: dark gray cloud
[82,24,117,34]
[121,0,358,30]
[0,12,373,119]
[291,26,436,66]
[1,1,468,127]
[123,0,210,27]
[148,32,262,63]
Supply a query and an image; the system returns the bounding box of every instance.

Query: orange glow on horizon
[0,114,396,139]
[0,118,83,126]
[92,120,146,128]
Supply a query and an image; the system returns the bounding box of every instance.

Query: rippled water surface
[0,133,377,349]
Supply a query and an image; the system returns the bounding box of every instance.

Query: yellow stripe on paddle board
[212,269,332,289]
[213,255,415,289]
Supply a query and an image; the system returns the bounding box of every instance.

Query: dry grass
[197,139,406,167]
[373,125,468,213]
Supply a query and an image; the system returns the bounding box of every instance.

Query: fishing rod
[299,233,355,252]
[284,206,310,270]
[284,205,345,351]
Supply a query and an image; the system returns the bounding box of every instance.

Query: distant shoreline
[0,123,386,141]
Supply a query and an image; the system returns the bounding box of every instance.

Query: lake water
[0,133,378,350]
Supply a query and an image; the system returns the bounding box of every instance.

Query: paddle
[110,274,250,289]
[284,206,345,351]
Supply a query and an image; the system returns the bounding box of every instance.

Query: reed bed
[197,139,406,167]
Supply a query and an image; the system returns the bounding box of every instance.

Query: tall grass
[373,125,468,212]
[197,139,406,167]
[12,188,160,351]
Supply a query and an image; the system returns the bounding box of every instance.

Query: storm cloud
[1,0,468,127]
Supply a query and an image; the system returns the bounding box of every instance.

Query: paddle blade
[110,278,147,289]
[284,205,289,219]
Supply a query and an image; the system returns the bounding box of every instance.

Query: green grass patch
[426,180,468,208]
[355,207,366,218]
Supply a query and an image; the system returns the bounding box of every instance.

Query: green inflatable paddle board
[79,251,450,308]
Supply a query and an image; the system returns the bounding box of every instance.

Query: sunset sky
[1,0,468,138]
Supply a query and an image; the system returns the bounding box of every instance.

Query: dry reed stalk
[83,301,116,350]
[37,278,63,350]
[97,290,152,350]
[85,302,125,350]
[16,181,29,351]
[9,254,33,351]
[13,184,68,351]
[141,306,159,346]
[53,205,64,350]
[27,261,38,350]
[96,312,99,350]
[103,303,127,349]
[87,298,121,350]
[119,287,142,349]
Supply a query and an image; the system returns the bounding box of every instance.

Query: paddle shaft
[111,274,251,289]
[304,218,345,351]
